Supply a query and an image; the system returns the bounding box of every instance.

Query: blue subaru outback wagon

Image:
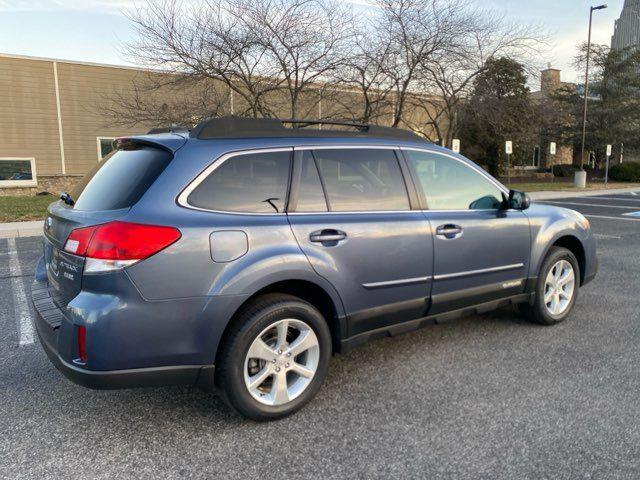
[32,118,597,420]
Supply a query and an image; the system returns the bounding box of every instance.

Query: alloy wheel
[544,259,575,316]
[243,319,320,406]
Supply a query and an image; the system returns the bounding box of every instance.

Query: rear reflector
[64,225,98,256]
[77,326,87,363]
[64,221,181,273]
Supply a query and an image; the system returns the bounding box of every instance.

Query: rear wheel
[216,294,331,421]
[520,247,580,325]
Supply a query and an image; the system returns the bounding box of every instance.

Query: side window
[312,149,409,212]
[405,150,504,210]
[296,151,328,212]
[187,151,291,213]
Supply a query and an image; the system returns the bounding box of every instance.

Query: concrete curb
[0,220,43,239]
[527,186,640,200]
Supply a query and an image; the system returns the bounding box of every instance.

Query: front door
[287,147,434,337]
[402,148,530,314]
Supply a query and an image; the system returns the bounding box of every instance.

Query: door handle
[310,229,347,244]
[435,224,463,239]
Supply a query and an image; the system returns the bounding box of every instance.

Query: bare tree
[110,0,352,123]
[108,0,544,134]
[100,72,230,127]
[405,10,545,146]
[373,0,475,128]
[236,0,353,118]
[336,30,397,124]
[124,0,286,118]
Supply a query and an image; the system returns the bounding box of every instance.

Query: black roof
[188,117,426,142]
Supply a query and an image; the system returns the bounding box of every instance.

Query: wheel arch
[534,234,586,285]
[215,279,346,367]
[550,235,586,284]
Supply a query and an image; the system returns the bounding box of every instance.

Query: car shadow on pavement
[7,307,547,434]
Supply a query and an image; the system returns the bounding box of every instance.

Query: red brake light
[85,221,181,260]
[77,326,87,363]
[64,221,181,261]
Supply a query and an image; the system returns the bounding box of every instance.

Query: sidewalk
[0,186,639,239]
[0,220,43,239]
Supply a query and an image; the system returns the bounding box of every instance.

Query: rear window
[187,151,291,213]
[71,147,172,211]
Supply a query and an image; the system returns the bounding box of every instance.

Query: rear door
[287,147,434,337]
[402,148,531,315]
[43,146,173,308]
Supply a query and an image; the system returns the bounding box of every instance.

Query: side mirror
[508,189,530,210]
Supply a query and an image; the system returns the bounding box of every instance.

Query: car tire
[519,246,580,326]
[216,293,332,421]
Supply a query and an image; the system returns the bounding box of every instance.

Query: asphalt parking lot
[1,192,640,479]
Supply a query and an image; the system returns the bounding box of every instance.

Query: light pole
[579,4,607,173]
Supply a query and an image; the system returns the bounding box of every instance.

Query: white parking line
[594,233,622,239]
[585,214,640,222]
[539,200,639,209]
[7,238,34,346]
[586,196,640,202]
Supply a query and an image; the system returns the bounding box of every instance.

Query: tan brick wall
[0,175,82,196]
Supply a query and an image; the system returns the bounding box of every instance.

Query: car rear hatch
[43,139,179,309]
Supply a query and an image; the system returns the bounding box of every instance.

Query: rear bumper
[32,277,215,390]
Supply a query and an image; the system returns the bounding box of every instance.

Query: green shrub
[608,162,640,182]
[552,164,577,177]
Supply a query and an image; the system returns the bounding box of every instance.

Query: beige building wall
[0,56,61,175]
[0,53,448,195]
[0,54,154,193]
[55,61,150,175]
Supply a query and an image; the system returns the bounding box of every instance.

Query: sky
[0,0,624,88]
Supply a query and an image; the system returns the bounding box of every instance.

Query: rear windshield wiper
[60,191,75,206]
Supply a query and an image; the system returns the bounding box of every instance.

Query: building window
[0,158,37,188]
[96,137,117,161]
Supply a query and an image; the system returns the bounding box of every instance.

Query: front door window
[404,150,503,210]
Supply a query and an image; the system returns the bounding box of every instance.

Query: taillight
[77,326,87,363]
[64,221,181,273]
[64,225,98,256]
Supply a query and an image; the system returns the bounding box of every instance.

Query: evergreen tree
[458,57,538,176]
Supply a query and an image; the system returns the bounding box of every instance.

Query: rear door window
[187,150,291,213]
[295,151,328,212]
[71,147,172,211]
[311,148,409,212]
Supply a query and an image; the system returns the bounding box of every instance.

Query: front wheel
[216,294,332,421]
[520,247,580,325]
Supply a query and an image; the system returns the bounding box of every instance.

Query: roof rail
[147,125,189,135]
[189,117,425,142]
